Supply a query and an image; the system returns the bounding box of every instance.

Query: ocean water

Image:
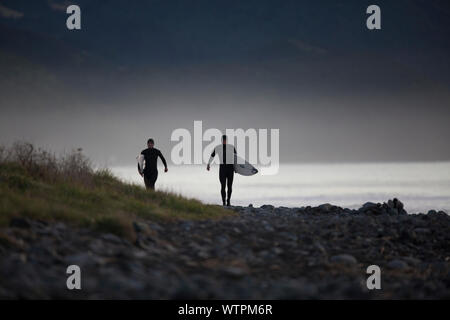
[111,162,450,214]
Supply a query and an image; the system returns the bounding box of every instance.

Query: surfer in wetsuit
[207,135,236,206]
[140,138,168,190]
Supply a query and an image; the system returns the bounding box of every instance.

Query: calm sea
[111,162,450,214]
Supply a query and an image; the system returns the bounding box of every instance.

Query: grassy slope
[0,161,233,239]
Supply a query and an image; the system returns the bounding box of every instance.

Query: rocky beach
[0,199,449,299]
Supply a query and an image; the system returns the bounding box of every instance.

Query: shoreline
[230,199,449,216]
[1,198,449,299]
[110,161,450,214]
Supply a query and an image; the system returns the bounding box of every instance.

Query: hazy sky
[1,0,449,165]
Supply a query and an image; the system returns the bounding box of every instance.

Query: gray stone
[64,253,97,267]
[318,203,334,212]
[180,221,194,231]
[414,228,431,234]
[101,233,122,244]
[133,221,150,234]
[361,202,378,210]
[314,242,327,254]
[330,254,358,265]
[387,259,409,270]
[402,257,422,266]
[223,267,247,277]
[382,198,407,214]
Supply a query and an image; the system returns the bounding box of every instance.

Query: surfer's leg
[143,175,150,189]
[150,170,158,189]
[144,171,158,190]
[219,166,226,205]
[226,167,234,205]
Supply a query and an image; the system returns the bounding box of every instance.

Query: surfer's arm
[207,149,216,166]
[158,150,168,169]
[207,149,216,170]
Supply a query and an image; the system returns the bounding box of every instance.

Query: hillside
[0,142,233,239]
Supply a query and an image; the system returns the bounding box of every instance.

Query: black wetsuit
[210,145,236,205]
[140,148,167,190]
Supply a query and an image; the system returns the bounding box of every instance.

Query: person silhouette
[139,138,168,190]
[207,135,236,206]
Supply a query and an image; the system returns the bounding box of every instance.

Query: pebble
[330,254,358,265]
[101,233,122,244]
[387,259,409,270]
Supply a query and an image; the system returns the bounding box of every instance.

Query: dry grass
[0,142,233,239]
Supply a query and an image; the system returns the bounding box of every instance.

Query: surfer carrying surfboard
[207,135,236,206]
[138,138,168,190]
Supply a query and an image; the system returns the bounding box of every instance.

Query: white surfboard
[234,155,258,176]
[137,154,144,174]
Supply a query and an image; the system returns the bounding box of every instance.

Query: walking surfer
[139,138,168,190]
[207,135,236,206]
